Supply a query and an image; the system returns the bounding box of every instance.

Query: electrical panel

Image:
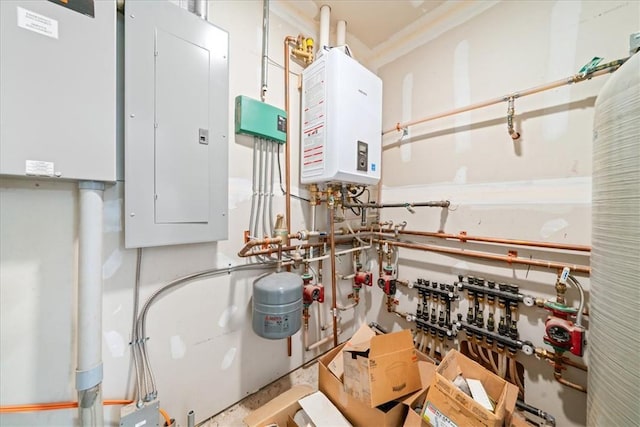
[300,48,382,185]
[124,1,229,248]
[0,0,116,181]
[235,96,287,143]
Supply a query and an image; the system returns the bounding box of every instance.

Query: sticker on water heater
[17,7,59,39]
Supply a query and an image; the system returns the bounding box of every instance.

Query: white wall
[0,1,364,426]
[374,2,638,427]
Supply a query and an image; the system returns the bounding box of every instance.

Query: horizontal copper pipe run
[383,59,627,135]
[378,239,590,274]
[379,229,591,252]
[237,236,283,257]
[554,372,587,393]
[238,235,358,258]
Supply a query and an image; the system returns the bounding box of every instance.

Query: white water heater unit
[301,48,382,185]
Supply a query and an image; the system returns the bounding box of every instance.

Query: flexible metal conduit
[133,262,286,400]
[377,229,591,252]
[383,58,628,136]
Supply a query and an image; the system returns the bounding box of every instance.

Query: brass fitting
[308,184,321,206]
[555,277,567,305]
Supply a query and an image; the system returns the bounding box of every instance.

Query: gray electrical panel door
[125,1,228,248]
[0,0,116,181]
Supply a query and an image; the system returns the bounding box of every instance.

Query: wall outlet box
[235,95,287,143]
[120,399,160,427]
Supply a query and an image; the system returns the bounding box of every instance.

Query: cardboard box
[343,325,422,407]
[297,391,352,426]
[422,350,518,427]
[244,384,314,427]
[328,322,376,380]
[319,343,409,427]
[245,386,351,427]
[402,362,437,427]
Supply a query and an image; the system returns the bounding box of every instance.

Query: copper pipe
[284,36,296,244]
[560,357,588,372]
[284,37,297,359]
[329,205,338,347]
[554,372,587,393]
[238,237,354,258]
[379,239,590,274]
[377,229,591,252]
[383,60,626,135]
[237,236,283,257]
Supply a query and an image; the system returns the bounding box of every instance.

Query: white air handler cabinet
[301,48,382,185]
[124,1,229,248]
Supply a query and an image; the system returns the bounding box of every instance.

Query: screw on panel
[130,114,135,118]
[130,213,135,217]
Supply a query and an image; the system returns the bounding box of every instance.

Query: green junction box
[235,95,287,143]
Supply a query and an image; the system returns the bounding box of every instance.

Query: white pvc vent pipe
[336,20,346,46]
[588,52,640,425]
[76,181,105,426]
[319,5,330,50]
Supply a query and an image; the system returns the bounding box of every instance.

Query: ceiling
[310,0,446,49]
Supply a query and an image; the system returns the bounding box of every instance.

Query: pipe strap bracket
[76,363,103,391]
[78,181,105,191]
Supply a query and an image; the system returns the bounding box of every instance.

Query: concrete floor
[199,362,319,427]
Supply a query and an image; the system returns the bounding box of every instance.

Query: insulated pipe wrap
[588,52,640,426]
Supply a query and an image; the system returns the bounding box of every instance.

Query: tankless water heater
[300,48,382,185]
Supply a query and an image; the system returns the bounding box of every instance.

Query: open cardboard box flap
[244,384,315,427]
[328,323,376,379]
[344,323,378,352]
[343,327,422,407]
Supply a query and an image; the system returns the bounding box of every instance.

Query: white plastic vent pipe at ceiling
[336,20,346,46]
[319,5,330,50]
[588,51,640,425]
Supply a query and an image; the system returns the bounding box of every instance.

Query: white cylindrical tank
[588,52,640,425]
[252,272,303,339]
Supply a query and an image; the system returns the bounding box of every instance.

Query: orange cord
[0,400,132,414]
[159,408,172,426]
[1,400,173,425]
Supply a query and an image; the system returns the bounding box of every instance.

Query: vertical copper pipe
[284,36,296,245]
[284,36,296,358]
[329,205,338,347]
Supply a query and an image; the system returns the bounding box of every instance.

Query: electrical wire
[277,144,310,202]
[249,137,258,238]
[134,261,283,398]
[268,140,276,235]
[255,138,265,239]
[0,400,132,414]
[131,248,144,406]
[159,408,172,426]
[567,275,585,327]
